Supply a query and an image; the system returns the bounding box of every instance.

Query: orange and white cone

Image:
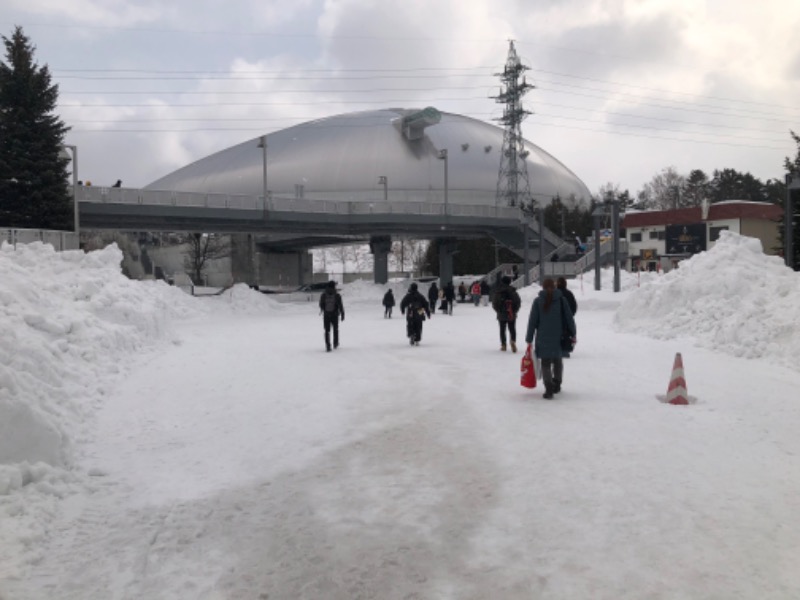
[665,352,689,405]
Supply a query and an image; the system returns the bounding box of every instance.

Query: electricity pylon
[493,40,535,214]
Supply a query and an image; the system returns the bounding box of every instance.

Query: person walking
[382,288,395,318]
[480,279,491,306]
[492,276,522,352]
[525,278,576,399]
[443,281,456,315]
[458,282,467,303]
[557,277,577,316]
[400,283,431,346]
[427,282,439,318]
[319,281,345,352]
[556,277,577,358]
[470,281,481,306]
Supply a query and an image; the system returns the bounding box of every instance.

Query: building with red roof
[621,201,783,271]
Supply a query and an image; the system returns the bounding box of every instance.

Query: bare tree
[183,233,231,285]
[637,166,687,210]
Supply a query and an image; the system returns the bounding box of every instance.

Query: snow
[1,233,799,599]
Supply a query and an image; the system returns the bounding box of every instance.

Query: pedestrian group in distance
[319,275,577,400]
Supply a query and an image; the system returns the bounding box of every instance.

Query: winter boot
[553,379,561,394]
[500,344,507,352]
[510,341,517,353]
[543,384,554,399]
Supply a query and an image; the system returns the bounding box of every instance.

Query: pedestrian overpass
[76,185,564,286]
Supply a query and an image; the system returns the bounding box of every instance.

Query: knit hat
[409,283,418,292]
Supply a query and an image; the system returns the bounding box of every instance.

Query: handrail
[76,185,525,221]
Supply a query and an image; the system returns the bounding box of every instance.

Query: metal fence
[2,228,79,251]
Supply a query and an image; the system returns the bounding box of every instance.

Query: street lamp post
[63,145,78,233]
[258,135,268,216]
[610,197,621,292]
[592,204,605,291]
[786,172,800,270]
[378,175,388,203]
[438,149,448,215]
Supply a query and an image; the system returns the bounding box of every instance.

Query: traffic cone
[665,352,689,405]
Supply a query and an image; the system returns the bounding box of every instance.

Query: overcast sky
[3,0,800,197]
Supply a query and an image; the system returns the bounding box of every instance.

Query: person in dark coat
[492,276,522,352]
[427,282,439,318]
[400,283,431,346]
[443,281,456,315]
[458,282,467,303]
[556,277,577,358]
[319,281,345,352]
[480,279,491,306]
[557,277,577,316]
[382,289,395,318]
[525,278,576,399]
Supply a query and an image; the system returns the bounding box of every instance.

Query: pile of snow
[614,231,800,370]
[0,242,201,494]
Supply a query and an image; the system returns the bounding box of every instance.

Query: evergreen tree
[709,168,766,203]
[683,169,709,206]
[0,26,71,230]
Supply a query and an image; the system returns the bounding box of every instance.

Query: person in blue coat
[525,278,577,399]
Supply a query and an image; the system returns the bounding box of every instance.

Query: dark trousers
[541,358,563,391]
[384,306,393,318]
[499,320,516,345]
[323,313,339,349]
[406,316,424,342]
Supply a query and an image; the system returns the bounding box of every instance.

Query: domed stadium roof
[146,108,591,207]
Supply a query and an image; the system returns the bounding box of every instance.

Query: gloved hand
[341,314,345,322]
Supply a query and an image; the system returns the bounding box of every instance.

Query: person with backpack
[492,276,522,352]
[318,281,345,352]
[400,283,431,346]
[443,281,456,315]
[382,288,395,318]
[427,282,439,318]
[525,278,577,399]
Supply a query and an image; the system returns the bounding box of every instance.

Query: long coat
[525,288,576,359]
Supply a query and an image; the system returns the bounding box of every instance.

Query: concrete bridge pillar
[437,238,458,286]
[370,235,392,284]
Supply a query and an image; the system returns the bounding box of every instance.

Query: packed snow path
[5,293,800,599]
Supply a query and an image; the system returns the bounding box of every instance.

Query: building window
[630,232,642,242]
[649,230,665,240]
[710,226,728,241]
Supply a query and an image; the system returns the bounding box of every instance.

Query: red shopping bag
[520,344,537,388]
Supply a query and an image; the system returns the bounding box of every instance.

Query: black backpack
[324,292,337,313]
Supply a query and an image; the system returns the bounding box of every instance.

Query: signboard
[666,223,706,255]
[640,248,657,260]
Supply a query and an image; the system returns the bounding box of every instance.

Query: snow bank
[614,231,800,370]
[0,242,200,494]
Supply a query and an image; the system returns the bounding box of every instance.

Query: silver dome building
[147,107,590,207]
[142,107,591,286]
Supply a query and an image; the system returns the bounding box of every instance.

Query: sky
[3,0,800,196]
[1,232,800,598]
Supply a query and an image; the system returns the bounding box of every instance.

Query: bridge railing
[77,186,524,221]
